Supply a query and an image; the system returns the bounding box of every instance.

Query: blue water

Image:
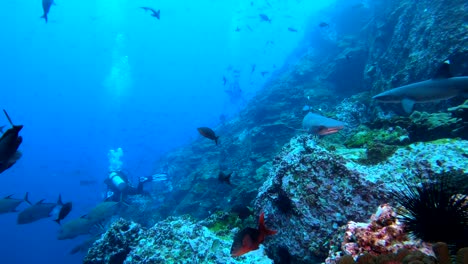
[1,0,336,263]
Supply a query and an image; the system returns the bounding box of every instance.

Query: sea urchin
[393,174,468,249]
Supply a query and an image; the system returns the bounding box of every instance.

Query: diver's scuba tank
[109,171,128,191]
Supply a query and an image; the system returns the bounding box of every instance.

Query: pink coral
[340,204,433,260]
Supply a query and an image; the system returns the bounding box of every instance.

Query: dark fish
[41,0,55,23]
[230,212,277,256]
[17,195,60,224]
[218,171,232,185]
[223,76,227,86]
[319,22,329,28]
[287,27,298,32]
[0,192,30,214]
[250,64,256,74]
[0,110,23,174]
[140,7,160,20]
[259,14,271,23]
[235,26,241,32]
[230,205,253,221]
[260,71,269,77]
[197,127,219,145]
[54,194,72,225]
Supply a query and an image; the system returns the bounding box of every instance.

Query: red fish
[197,127,219,145]
[230,212,277,257]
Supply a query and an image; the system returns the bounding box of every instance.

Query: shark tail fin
[41,15,48,23]
[155,10,160,19]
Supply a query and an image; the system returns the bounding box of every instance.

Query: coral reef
[84,216,273,264]
[84,218,144,264]
[254,135,386,262]
[326,204,433,264]
[253,134,467,263]
[148,0,467,223]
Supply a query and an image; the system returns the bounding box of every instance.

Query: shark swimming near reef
[302,112,344,135]
[373,60,468,113]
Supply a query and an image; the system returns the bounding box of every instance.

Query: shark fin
[402,98,415,113]
[433,60,452,79]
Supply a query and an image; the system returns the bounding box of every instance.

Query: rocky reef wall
[152,0,468,222]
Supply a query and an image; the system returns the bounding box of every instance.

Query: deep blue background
[0,0,336,263]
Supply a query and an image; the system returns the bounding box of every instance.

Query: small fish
[373,60,468,113]
[318,22,329,28]
[218,171,232,185]
[41,0,55,23]
[0,110,23,174]
[259,14,271,23]
[235,26,241,32]
[53,194,72,225]
[287,27,298,32]
[247,25,253,31]
[250,64,256,74]
[230,212,277,257]
[140,7,160,20]
[260,71,269,77]
[17,195,61,224]
[197,127,219,145]
[223,76,227,86]
[0,193,30,214]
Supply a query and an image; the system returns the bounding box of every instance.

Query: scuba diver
[104,170,168,202]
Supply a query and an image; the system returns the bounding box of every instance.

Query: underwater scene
[1,0,467,263]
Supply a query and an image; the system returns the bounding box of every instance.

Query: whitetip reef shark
[372,60,468,113]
